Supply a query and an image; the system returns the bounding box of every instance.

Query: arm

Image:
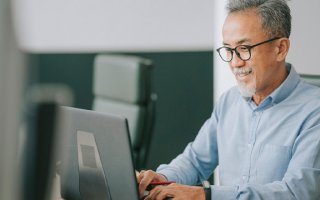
[156,114,219,186]
[136,113,219,200]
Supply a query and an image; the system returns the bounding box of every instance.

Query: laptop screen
[58,106,139,200]
[77,130,112,200]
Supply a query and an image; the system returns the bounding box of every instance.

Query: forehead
[222,10,265,45]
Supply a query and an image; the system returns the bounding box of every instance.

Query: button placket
[244,111,263,183]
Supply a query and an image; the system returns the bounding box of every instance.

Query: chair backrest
[300,74,320,87]
[92,54,156,169]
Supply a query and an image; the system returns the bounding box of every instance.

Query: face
[222,10,286,99]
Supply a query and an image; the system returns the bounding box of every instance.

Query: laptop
[57,106,140,200]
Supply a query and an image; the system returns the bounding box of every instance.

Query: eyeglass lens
[218,46,251,62]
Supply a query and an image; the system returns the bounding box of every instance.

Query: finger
[136,170,145,183]
[138,170,155,197]
[147,186,174,200]
[145,186,162,200]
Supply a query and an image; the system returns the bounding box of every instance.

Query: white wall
[213,0,234,101]
[287,1,320,75]
[12,0,214,53]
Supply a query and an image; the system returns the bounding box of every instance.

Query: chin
[238,83,256,98]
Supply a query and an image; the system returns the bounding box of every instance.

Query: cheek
[248,50,276,86]
[247,62,262,85]
[252,65,271,89]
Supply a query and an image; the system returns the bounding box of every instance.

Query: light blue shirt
[157,64,320,200]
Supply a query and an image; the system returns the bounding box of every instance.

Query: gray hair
[226,0,291,38]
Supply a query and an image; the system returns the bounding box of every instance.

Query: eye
[237,46,249,52]
[224,47,232,52]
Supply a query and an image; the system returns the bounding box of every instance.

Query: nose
[230,52,245,68]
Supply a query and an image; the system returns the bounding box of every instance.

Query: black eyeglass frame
[216,37,281,62]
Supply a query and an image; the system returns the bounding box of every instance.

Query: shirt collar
[246,63,300,109]
[268,63,300,105]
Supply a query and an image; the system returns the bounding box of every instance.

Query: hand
[145,183,205,200]
[136,170,168,198]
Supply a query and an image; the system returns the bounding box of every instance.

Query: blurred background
[0,0,319,199]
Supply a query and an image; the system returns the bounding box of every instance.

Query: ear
[276,38,290,62]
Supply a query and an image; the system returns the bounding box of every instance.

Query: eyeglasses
[216,37,280,62]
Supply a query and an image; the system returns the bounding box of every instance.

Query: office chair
[300,74,320,87]
[92,54,156,169]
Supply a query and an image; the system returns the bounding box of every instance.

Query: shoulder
[291,80,320,128]
[294,80,320,104]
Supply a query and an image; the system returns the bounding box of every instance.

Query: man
[137,0,320,199]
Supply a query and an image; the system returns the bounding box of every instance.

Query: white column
[213,0,236,103]
[0,0,25,199]
[213,0,234,186]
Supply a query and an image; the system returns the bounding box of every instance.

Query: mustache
[232,67,253,76]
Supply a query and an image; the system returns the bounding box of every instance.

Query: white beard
[238,82,256,98]
[232,67,256,98]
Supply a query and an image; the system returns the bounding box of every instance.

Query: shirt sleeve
[156,111,219,185]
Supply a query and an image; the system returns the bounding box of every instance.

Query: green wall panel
[29,51,213,170]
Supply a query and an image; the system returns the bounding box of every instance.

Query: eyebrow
[223,38,251,46]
